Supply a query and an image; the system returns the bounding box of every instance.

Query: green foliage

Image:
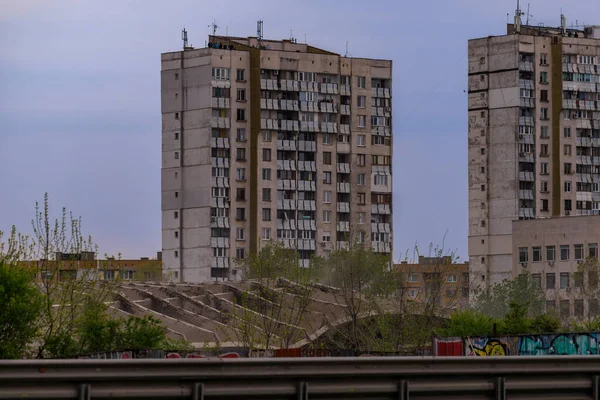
[436,309,495,337]
[530,313,561,334]
[472,273,545,318]
[499,302,531,334]
[119,316,168,350]
[570,317,600,333]
[0,260,43,359]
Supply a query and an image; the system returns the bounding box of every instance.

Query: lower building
[512,216,600,321]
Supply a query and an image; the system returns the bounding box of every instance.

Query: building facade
[468,18,600,290]
[161,34,393,283]
[512,216,599,321]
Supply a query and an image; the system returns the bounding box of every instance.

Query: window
[236,108,246,121]
[236,168,246,181]
[213,247,227,258]
[175,72,179,80]
[236,69,245,81]
[372,135,391,146]
[323,210,331,223]
[262,188,271,202]
[236,148,246,161]
[236,228,245,240]
[560,272,569,289]
[564,181,571,192]
[546,300,556,313]
[323,191,331,203]
[575,299,584,318]
[540,53,548,65]
[541,181,548,192]
[262,168,271,181]
[357,76,366,88]
[541,199,549,211]
[374,174,388,186]
[408,273,419,283]
[539,144,549,156]
[357,154,366,166]
[540,71,548,84]
[357,135,366,147]
[262,228,271,240]
[575,244,584,260]
[175,112,179,120]
[546,273,555,289]
[262,131,272,142]
[323,152,332,165]
[262,148,271,161]
[357,231,366,243]
[174,132,179,140]
[564,127,571,138]
[480,148,485,155]
[212,67,230,80]
[565,199,572,211]
[357,95,366,108]
[564,145,571,156]
[357,173,366,186]
[175,191,179,198]
[546,245,555,261]
[532,273,542,288]
[540,162,548,174]
[174,231,179,238]
[481,184,486,191]
[540,108,549,120]
[236,208,246,221]
[357,115,366,127]
[589,243,598,259]
[540,89,549,102]
[564,163,572,174]
[518,247,528,263]
[447,275,457,283]
[358,212,365,224]
[532,246,542,262]
[357,193,366,205]
[323,171,332,184]
[237,188,246,201]
[560,245,570,261]
[174,211,179,219]
[174,151,179,160]
[174,251,178,258]
[236,128,246,141]
[262,208,271,221]
[323,133,331,144]
[372,155,391,166]
[560,300,570,317]
[574,271,584,288]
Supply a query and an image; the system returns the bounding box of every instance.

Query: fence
[1,356,599,399]
[434,332,600,356]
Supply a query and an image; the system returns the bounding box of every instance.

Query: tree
[565,256,600,323]
[0,259,43,359]
[228,241,316,351]
[436,309,494,337]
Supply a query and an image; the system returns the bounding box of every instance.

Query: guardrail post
[593,375,599,400]
[192,383,204,400]
[397,380,409,400]
[297,381,308,400]
[495,377,506,400]
[78,383,90,400]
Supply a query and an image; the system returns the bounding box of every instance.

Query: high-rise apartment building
[161,32,393,282]
[468,13,600,290]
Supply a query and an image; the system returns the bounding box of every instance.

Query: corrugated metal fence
[1,356,599,399]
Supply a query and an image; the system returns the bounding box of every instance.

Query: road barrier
[1,356,599,399]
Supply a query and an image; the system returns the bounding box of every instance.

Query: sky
[1,0,598,262]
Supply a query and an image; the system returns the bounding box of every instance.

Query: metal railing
[1,356,599,399]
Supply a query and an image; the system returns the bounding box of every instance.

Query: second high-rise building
[161,32,393,282]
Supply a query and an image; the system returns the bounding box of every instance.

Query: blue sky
[1,0,598,261]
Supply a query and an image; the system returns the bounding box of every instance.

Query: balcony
[277,199,296,210]
[319,102,337,113]
[210,216,230,229]
[210,257,230,269]
[371,87,391,98]
[279,99,300,111]
[300,120,320,132]
[372,204,391,215]
[277,139,297,151]
[319,83,339,94]
[211,157,229,168]
[211,117,230,129]
[337,182,350,193]
[299,259,310,268]
[211,98,230,108]
[277,219,296,230]
[519,79,534,89]
[297,140,316,152]
[519,116,534,126]
[211,177,230,188]
[280,120,300,131]
[297,219,316,230]
[337,241,349,250]
[519,61,534,71]
[340,84,351,96]
[576,137,592,146]
[299,101,318,112]
[297,180,316,191]
[299,81,319,92]
[260,78,278,90]
[277,179,297,190]
[261,119,278,130]
[320,122,338,133]
[211,79,231,89]
[519,171,535,182]
[519,189,534,200]
[577,155,592,165]
[372,242,392,253]
[372,126,391,136]
[210,197,230,209]
[340,104,351,115]
[375,107,391,117]
[210,237,230,248]
[279,238,296,249]
[277,160,296,171]
[297,200,317,211]
[520,98,535,108]
[210,137,230,149]
[519,208,535,218]
[337,163,351,173]
[280,79,300,91]
[371,222,391,233]
[297,239,316,251]
[337,202,350,213]
[297,161,317,172]
[261,98,280,110]
[519,134,535,145]
[519,153,535,163]
[339,124,350,134]
[337,142,351,154]
[337,221,350,232]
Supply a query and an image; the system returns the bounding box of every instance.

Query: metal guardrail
[1,356,599,399]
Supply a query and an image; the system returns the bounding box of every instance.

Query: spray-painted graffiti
[435,332,600,356]
[77,349,247,359]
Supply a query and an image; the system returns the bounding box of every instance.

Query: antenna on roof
[344,41,352,57]
[257,20,264,41]
[561,13,567,35]
[514,0,524,34]
[182,28,188,49]
[525,3,533,26]
[289,29,297,43]
[209,19,219,36]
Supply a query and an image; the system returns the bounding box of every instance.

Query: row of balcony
[211,237,229,248]
[576,137,600,146]
[210,216,230,229]
[576,155,600,166]
[211,137,230,149]
[212,177,230,188]
[212,157,229,168]
[211,98,231,108]
[563,63,597,74]
[210,197,230,209]
[260,119,339,133]
[371,87,391,98]
[276,199,317,211]
[563,99,598,111]
[563,81,598,93]
[260,79,339,94]
[276,139,317,152]
[211,257,230,269]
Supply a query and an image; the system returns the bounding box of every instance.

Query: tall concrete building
[161,31,393,282]
[467,12,600,290]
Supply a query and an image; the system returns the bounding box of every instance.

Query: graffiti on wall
[435,333,600,356]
